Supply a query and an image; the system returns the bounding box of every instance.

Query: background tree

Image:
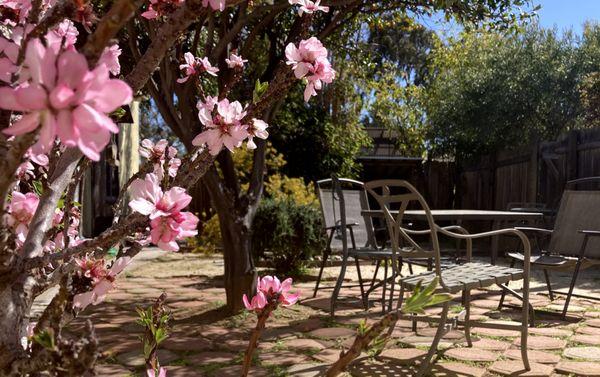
[422,22,600,162]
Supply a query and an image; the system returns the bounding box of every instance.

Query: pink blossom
[246,118,269,150]
[177,52,219,83]
[243,276,300,312]
[73,256,131,310]
[15,147,48,181]
[192,97,249,155]
[147,367,167,377]
[6,191,39,246]
[0,39,133,160]
[288,0,329,16]
[202,0,226,11]
[0,32,20,83]
[45,19,78,53]
[167,157,181,177]
[140,139,169,160]
[129,173,192,219]
[285,37,335,101]
[225,53,247,69]
[98,44,122,76]
[303,57,335,101]
[0,0,32,24]
[149,211,198,251]
[129,173,197,251]
[141,0,185,19]
[242,291,267,312]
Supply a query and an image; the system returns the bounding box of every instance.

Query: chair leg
[387,258,398,312]
[330,257,348,317]
[354,258,367,310]
[464,290,472,347]
[416,302,450,377]
[313,249,331,298]
[381,259,388,313]
[498,258,516,310]
[408,261,414,275]
[370,260,381,292]
[562,261,583,319]
[384,284,405,341]
[543,269,554,301]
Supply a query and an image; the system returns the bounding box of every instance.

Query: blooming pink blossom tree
[0,0,534,373]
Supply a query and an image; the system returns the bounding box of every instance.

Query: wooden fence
[456,128,600,211]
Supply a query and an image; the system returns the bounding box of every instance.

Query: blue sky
[535,0,600,33]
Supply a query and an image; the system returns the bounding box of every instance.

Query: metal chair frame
[364,179,532,376]
[500,177,600,318]
[312,178,396,315]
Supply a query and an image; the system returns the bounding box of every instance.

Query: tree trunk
[217,210,257,313]
[0,277,34,370]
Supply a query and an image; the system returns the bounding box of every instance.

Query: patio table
[361,209,544,264]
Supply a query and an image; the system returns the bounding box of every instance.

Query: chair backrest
[364,180,443,275]
[316,178,375,250]
[549,178,600,259]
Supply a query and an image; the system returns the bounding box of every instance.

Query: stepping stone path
[307,327,355,339]
[445,347,499,362]
[572,334,600,345]
[563,346,600,361]
[284,338,326,351]
[503,349,561,364]
[62,250,600,377]
[514,335,567,350]
[576,325,600,335]
[467,337,511,351]
[433,362,486,377]
[489,360,554,376]
[555,361,600,376]
[378,348,427,364]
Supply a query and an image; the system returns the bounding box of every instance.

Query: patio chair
[312,178,397,315]
[499,177,600,318]
[364,180,531,376]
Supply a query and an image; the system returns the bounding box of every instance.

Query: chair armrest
[403,225,469,236]
[514,227,553,235]
[325,223,359,231]
[578,230,600,236]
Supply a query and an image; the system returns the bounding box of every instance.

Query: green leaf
[107,247,118,258]
[32,330,55,350]
[253,80,269,103]
[401,277,451,314]
[32,181,43,196]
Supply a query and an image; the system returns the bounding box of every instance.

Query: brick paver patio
[46,249,600,376]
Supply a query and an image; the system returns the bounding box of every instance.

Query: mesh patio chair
[312,178,397,315]
[364,180,532,376]
[499,177,600,318]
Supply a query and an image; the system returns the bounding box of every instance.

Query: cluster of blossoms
[177,52,219,83]
[14,147,49,182]
[129,173,198,251]
[141,0,226,19]
[73,256,131,310]
[285,37,335,102]
[288,0,329,16]
[4,189,82,251]
[243,276,300,312]
[225,52,247,69]
[139,139,181,179]
[0,18,131,160]
[192,96,268,155]
[5,191,39,247]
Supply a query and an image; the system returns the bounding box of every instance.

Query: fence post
[567,130,579,182]
[528,140,539,203]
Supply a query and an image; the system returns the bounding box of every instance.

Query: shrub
[252,198,325,275]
